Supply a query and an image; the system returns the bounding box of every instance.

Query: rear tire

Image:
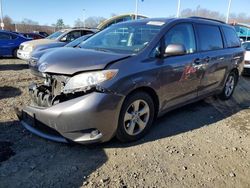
[218,71,237,100]
[13,49,18,58]
[116,92,155,142]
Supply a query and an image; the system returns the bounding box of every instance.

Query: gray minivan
[17,17,244,144]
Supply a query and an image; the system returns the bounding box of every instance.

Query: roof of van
[117,17,227,26]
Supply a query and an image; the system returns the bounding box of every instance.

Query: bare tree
[181,6,225,21]
[180,5,250,24]
[3,15,14,30]
[74,18,84,27]
[84,16,106,28]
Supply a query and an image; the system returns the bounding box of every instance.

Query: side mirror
[60,36,67,42]
[165,44,186,56]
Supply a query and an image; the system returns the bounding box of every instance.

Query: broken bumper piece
[16,92,124,144]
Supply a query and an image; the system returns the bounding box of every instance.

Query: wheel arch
[124,86,160,119]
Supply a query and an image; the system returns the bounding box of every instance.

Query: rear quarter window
[0,32,11,40]
[196,24,223,51]
[222,27,240,48]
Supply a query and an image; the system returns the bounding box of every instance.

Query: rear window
[196,24,223,51]
[222,27,240,48]
[0,32,11,40]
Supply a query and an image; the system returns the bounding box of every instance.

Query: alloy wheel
[123,99,150,136]
[225,75,235,97]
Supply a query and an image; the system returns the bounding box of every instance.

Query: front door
[160,23,203,110]
[0,32,12,56]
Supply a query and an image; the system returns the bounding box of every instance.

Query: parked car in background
[22,33,45,40]
[29,34,94,77]
[31,33,94,55]
[17,28,96,60]
[0,30,31,57]
[242,41,250,75]
[35,31,49,37]
[18,17,244,144]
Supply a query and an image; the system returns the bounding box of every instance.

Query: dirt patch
[0,59,250,187]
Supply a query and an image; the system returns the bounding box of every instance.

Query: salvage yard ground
[0,58,250,188]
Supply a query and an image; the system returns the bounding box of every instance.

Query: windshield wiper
[93,48,111,52]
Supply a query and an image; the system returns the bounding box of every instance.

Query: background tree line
[2,6,250,34]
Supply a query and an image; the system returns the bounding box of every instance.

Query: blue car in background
[0,30,31,57]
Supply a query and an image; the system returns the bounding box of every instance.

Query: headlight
[63,69,118,94]
[24,46,33,52]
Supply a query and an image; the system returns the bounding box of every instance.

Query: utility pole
[135,0,138,20]
[83,9,86,28]
[226,0,232,23]
[0,0,4,30]
[176,0,181,18]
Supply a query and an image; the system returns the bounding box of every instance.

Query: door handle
[204,56,210,63]
[233,56,241,60]
[193,58,202,65]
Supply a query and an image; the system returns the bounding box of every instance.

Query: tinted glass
[63,31,82,42]
[165,23,196,54]
[0,32,11,40]
[65,34,92,47]
[10,34,18,39]
[197,24,223,51]
[47,31,64,39]
[222,27,240,48]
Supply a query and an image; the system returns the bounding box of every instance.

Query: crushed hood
[38,48,130,75]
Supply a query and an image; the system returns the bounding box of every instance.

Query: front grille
[243,68,250,75]
[245,61,250,65]
[29,58,38,66]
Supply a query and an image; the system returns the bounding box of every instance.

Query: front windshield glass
[46,31,63,40]
[79,22,164,54]
[65,34,92,47]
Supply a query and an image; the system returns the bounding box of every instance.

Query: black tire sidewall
[116,92,155,142]
[219,71,237,100]
[13,49,18,58]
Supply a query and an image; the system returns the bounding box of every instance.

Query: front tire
[218,71,237,100]
[116,92,155,142]
[13,49,18,58]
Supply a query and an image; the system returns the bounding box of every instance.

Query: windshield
[46,31,64,40]
[65,34,93,47]
[79,22,163,54]
[242,42,250,50]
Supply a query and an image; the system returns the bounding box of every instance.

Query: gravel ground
[0,59,250,188]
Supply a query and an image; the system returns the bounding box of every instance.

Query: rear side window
[222,27,240,48]
[0,32,11,40]
[82,30,94,35]
[196,24,223,51]
[10,34,18,39]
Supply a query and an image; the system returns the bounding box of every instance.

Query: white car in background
[17,28,96,61]
[242,41,250,75]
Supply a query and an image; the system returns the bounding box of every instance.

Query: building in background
[231,23,250,42]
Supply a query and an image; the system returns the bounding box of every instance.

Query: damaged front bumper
[17,92,124,144]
